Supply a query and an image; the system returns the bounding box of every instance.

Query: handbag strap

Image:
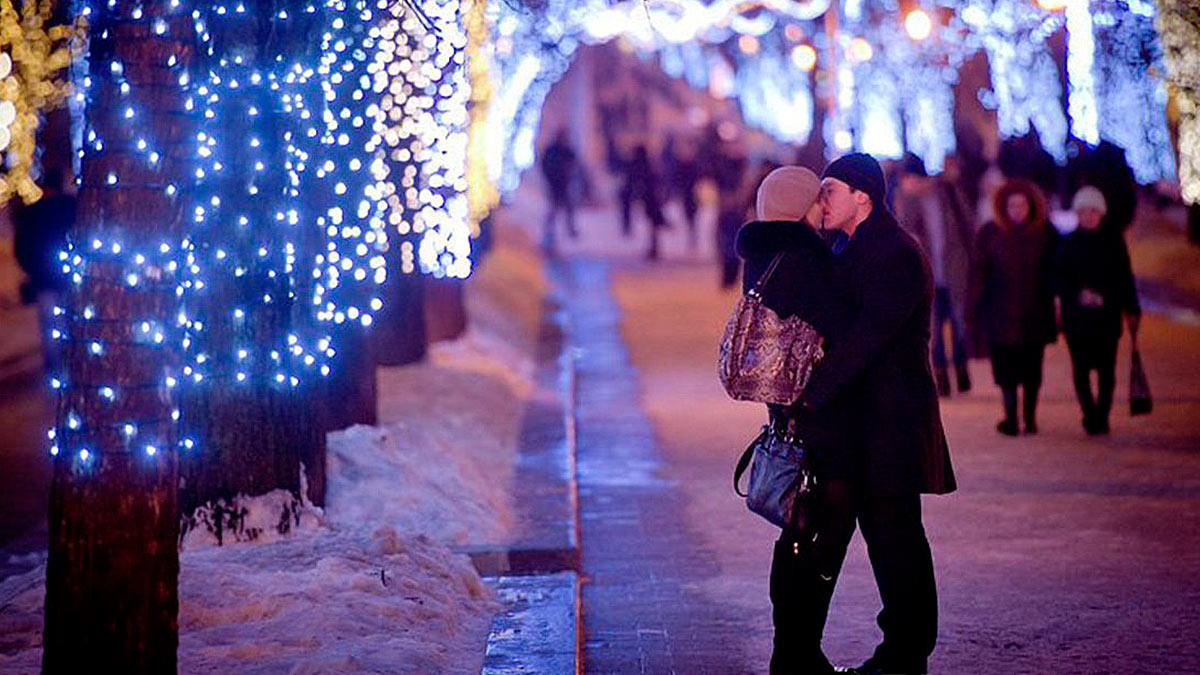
[733,426,770,497]
[749,252,786,298]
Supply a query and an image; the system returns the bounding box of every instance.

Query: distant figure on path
[666,136,701,249]
[617,144,667,260]
[540,129,579,254]
[968,178,1058,436]
[1056,186,1142,435]
[14,167,76,373]
[894,153,975,396]
[714,142,748,288]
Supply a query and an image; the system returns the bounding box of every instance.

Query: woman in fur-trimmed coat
[968,178,1059,436]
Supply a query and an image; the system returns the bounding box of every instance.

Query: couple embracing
[735,154,956,675]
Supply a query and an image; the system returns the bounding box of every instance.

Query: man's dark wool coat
[800,209,956,496]
[736,219,858,482]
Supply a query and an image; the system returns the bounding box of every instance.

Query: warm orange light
[849,37,873,62]
[738,34,760,55]
[1035,0,1068,10]
[791,44,817,72]
[905,9,933,41]
[784,23,804,42]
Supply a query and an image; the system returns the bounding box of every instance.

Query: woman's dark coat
[798,210,956,497]
[736,219,858,482]
[1055,228,1141,341]
[968,217,1058,349]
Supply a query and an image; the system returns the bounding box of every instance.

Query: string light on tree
[370,0,472,279]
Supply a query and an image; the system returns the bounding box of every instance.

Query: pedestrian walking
[968,178,1058,436]
[895,153,975,396]
[539,129,578,254]
[794,153,955,675]
[736,165,855,674]
[1065,140,1138,234]
[715,143,749,288]
[666,137,701,249]
[616,144,668,260]
[13,167,76,373]
[1056,186,1142,435]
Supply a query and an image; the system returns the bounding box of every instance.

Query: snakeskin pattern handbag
[718,253,825,406]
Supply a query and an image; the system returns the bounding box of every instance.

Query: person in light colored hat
[755,165,824,224]
[736,164,857,674]
[1056,185,1142,434]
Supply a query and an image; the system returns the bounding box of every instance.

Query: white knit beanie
[756,166,821,222]
[1071,185,1108,216]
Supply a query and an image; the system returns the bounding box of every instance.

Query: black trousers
[771,480,938,672]
[1066,334,1119,424]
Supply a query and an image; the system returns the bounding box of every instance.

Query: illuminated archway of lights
[477,0,1175,188]
[370,0,472,280]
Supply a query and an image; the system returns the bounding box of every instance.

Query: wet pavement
[563,259,759,673]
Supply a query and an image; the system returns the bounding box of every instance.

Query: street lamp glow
[850,37,873,62]
[792,44,817,72]
[905,10,933,41]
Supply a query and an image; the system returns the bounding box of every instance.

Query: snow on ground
[0,228,546,673]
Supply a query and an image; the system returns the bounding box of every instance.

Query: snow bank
[0,229,546,673]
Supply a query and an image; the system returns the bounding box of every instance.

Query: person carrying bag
[722,166,859,674]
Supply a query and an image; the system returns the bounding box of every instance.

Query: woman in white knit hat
[1055,185,1142,435]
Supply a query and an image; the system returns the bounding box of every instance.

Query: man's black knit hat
[823,152,886,206]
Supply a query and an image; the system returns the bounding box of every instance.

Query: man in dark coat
[799,153,955,675]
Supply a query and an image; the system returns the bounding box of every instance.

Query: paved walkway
[564,259,759,674]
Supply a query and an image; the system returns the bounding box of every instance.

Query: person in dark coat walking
[13,167,76,372]
[540,130,578,253]
[666,137,701,249]
[715,143,750,287]
[1057,186,1142,435]
[895,153,976,396]
[736,166,858,674]
[797,153,956,675]
[617,144,667,260]
[968,178,1058,436]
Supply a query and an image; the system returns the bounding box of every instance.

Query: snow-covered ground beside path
[0,228,547,673]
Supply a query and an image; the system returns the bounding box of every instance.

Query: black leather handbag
[733,422,815,531]
[1130,343,1152,416]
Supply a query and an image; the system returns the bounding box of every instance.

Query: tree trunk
[44,453,179,672]
[373,266,427,366]
[424,277,467,344]
[323,325,377,430]
[178,0,326,516]
[43,4,188,669]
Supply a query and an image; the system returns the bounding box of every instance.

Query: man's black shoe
[996,419,1019,436]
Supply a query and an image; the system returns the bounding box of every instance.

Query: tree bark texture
[178,0,325,514]
[43,3,187,670]
[323,324,377,431]
[424,277,467,344]
[373,264,427,366]
[44,453,179,673]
